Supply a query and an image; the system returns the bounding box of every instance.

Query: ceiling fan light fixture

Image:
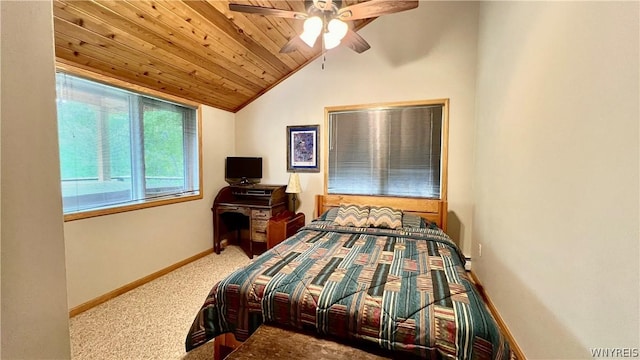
[323,31,341,50]
[300,16,323,47]
[300,31,320,47]
[229,0,420,54]
[327,18,348,41]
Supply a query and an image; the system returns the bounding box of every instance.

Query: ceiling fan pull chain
[322,54,326,70]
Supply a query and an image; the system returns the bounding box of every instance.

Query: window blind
[328,105,443,198]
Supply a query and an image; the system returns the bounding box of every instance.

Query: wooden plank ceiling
[53,0,373,112]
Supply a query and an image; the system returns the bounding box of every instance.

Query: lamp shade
[327,19,348,41]
[323,32,341,50]
[323,19,348,50]
[285,173,302,194]
[300,16,322,47]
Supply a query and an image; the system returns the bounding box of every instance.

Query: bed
[186,194,514,359]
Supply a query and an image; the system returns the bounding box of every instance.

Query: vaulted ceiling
[53,0,375,112]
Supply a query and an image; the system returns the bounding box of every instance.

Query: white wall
[64,105,235,309]
[473,2,639,357]
[235,2,480,255]
[1,1,72,357]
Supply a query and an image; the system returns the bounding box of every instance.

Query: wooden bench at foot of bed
[214,325,392,360]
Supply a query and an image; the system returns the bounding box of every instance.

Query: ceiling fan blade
[337,0,418,21]
[229,4,308,20]
[280,36,307,53]
[341,29,371,54]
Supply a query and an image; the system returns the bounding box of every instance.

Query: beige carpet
[69,246,251,360]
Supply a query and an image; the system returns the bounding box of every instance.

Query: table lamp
[285,172,302,212]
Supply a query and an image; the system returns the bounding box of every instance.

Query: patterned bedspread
[185,219,512,359]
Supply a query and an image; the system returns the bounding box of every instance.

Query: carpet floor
[69,246,251,360]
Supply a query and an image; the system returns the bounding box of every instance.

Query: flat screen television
[225,157,262,185]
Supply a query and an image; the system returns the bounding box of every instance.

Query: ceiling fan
[229,0,419,54]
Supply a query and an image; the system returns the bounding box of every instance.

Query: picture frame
[286,125,320,172]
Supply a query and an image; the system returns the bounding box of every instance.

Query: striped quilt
[185,219,513,359]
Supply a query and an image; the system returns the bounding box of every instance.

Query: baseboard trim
[469,271,527,360]
[69,248,214,318]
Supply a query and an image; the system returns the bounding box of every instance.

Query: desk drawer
[252,230,267,242]
[252,219,268,232]
[252,219,268,243]
[252,209,271,220]
[217,205,251,216]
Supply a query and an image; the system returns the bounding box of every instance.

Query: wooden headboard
[315,194,448,231]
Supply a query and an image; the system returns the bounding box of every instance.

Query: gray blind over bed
[328,104,443,198]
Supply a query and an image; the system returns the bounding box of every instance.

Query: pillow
[366,206,403,229]
[401,213,425,229]
[333,204,370,227]
[402,214,440,230]
[317,207,339,222]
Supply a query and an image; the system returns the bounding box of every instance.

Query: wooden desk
[212,184,287,258]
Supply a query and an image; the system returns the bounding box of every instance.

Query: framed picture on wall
[286,125,320,172]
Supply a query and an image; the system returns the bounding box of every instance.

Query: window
[55,73,201,219]
[326,100,448,199]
